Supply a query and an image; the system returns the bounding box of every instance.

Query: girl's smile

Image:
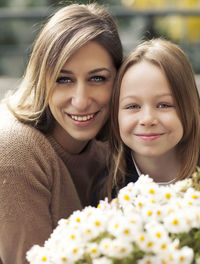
[118,60,183,159]
[134,133,164,142]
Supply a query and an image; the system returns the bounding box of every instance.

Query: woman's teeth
[71,114,95,121]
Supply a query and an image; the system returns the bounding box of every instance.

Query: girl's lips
[135,133,164,142]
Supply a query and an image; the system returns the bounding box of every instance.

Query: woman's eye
[56,76,72,84]
[90,76,106,82]
[158,103,173,108]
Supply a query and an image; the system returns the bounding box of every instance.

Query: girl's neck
[132,151,181,183]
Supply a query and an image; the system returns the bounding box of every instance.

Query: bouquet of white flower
[26,170,200,264]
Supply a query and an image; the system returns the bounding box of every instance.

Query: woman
[0,3,122,263]
[107,38,200,199]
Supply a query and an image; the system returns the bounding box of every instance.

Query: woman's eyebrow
[60,67,112,75]
[60,69,73,74]
[88,68,111,74]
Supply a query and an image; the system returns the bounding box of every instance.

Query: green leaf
[191,167,200,191]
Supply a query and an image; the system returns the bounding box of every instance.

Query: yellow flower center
[124,229,130,234]
[165,193,171,199]
[148,242,153,247]
[161,244,166,249]
[172,219,179,225]
[149,189,155,194]
[95,221,100,226]
[192,194,198,199]
[140,235,145,241]
[124,195,130,200]
[156,232,161,238]
[148,211,152,216]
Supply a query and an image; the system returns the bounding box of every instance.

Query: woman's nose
[139,107,157,126]
[71,83,91,111]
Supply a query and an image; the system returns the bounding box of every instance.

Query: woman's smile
[66,111,99,126]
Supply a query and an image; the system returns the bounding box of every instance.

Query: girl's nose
[71,83,91,111]
[139,107,157,126]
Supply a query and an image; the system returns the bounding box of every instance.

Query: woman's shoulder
[0,105,55,158]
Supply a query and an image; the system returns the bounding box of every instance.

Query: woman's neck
[51,123,88,154]
[132,151,181,183]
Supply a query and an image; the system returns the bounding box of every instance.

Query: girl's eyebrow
[60,67,111,75]
[119,95,136,103]
[119,93,173,103]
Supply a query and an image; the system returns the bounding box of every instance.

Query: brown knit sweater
[0,106,107,264]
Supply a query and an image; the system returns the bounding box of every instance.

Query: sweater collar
[46,134,93,163]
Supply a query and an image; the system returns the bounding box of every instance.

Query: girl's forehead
[119,61,173,99]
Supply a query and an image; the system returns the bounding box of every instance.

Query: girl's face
[49,41,116,153]
[118,61,183,160]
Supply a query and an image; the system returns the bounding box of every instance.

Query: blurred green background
[1,0,200,79]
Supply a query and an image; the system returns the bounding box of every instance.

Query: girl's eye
[126,104,140,110]
[157,103,173,108]
[90,76,106,82]
[56,76,72,84]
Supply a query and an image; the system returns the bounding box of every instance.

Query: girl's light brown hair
[7,3,122,134]
[108,38,200,198]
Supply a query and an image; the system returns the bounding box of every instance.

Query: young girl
[108,38,200,197]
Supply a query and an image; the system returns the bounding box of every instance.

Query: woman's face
[49,41,116,153]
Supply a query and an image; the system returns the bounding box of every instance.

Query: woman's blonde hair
[7,3,122,133]
[108,38,200,198]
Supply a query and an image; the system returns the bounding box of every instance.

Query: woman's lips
[66,111,99,126]
[70,113,95,122]
[135,133,164,141]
